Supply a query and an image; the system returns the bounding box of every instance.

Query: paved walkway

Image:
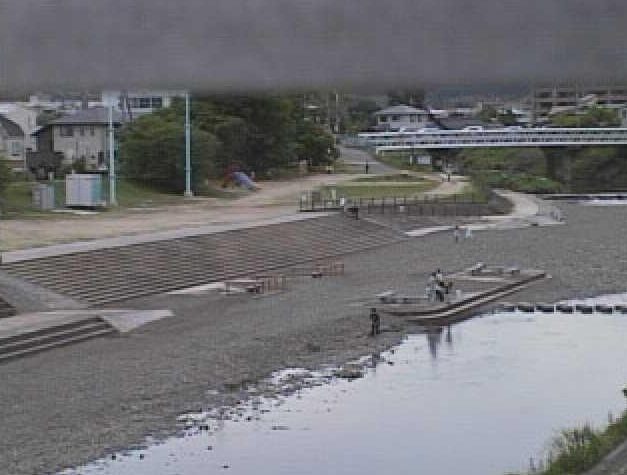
[404,190,563,238]
[337,146,395,174]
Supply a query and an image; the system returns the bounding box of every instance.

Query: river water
[63,296,627,475]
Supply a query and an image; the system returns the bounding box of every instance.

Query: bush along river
[60,293,627,475]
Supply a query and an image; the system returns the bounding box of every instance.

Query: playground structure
[232,171,258,190]
[222,164,258,190]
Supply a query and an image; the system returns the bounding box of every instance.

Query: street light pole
[108,105,117,206]
[184,92,193,197]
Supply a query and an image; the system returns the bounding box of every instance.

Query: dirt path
[423,173,469,196]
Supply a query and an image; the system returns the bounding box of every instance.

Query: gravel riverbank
[1,202,627,475]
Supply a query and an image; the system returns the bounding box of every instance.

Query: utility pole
[108,105,117,206]
[184,92,193,197]
[334,91,340,134]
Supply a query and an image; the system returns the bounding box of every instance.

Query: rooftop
[374,104,427,116]
[47,107,125,126]
[0,115,24,137]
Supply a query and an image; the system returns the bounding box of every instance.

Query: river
[62,295,627,475]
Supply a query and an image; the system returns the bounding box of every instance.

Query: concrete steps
[0,316,116,363]
[1,215,403,306]
[0,297,16,319]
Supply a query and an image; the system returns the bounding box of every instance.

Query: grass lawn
[352,173,428,183]
[0,179,232,218]
[320,177,438,199]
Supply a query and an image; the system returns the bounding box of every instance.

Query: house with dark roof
[29,108,124,173]
[0,115,25,170]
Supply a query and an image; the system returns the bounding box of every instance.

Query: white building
[373,105,430,131]
[101,90,187,118]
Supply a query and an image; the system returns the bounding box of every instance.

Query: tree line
[119,94,338,193]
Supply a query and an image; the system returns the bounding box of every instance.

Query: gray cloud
[2,0,627,94]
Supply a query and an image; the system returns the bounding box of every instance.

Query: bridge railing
[354,128,627,150]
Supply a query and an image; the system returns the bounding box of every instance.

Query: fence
[299,193,509,217]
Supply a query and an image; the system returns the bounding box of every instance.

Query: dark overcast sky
[2,0,627,94]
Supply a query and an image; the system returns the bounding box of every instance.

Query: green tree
[191,94,297,176]
[387,89,425,107]
[120,93,340,188]
[213,117,251,173]
[477,106,497,123]
[497,110,518,126]
[0,156,12,211]
[345,98,380,133]
[294,121,337,167]
[119,113,217,193]
[458,147,563,193]
[551,106,620,128]
[568,146,627,191]
[0,156,11,191]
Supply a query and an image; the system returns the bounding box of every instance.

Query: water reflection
[426,327,443,358]
[425,325,454,358]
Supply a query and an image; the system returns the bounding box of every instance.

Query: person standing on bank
[453,225,461,243]
[370,308,381,336]
[365,161,370,174]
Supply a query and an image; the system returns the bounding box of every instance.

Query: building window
[410,115,417,123]
[90,126,95,136]
[139,97,151,108]
[60,125,74,137]
[379,116,388,122]
[10,141,22,156]
[391,115,400,121]
[151,97,163,108]
[79,126,85,136]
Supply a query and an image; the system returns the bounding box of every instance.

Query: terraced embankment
[1,214,403,307]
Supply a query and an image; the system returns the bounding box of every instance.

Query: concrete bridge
[356,128,627,153]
